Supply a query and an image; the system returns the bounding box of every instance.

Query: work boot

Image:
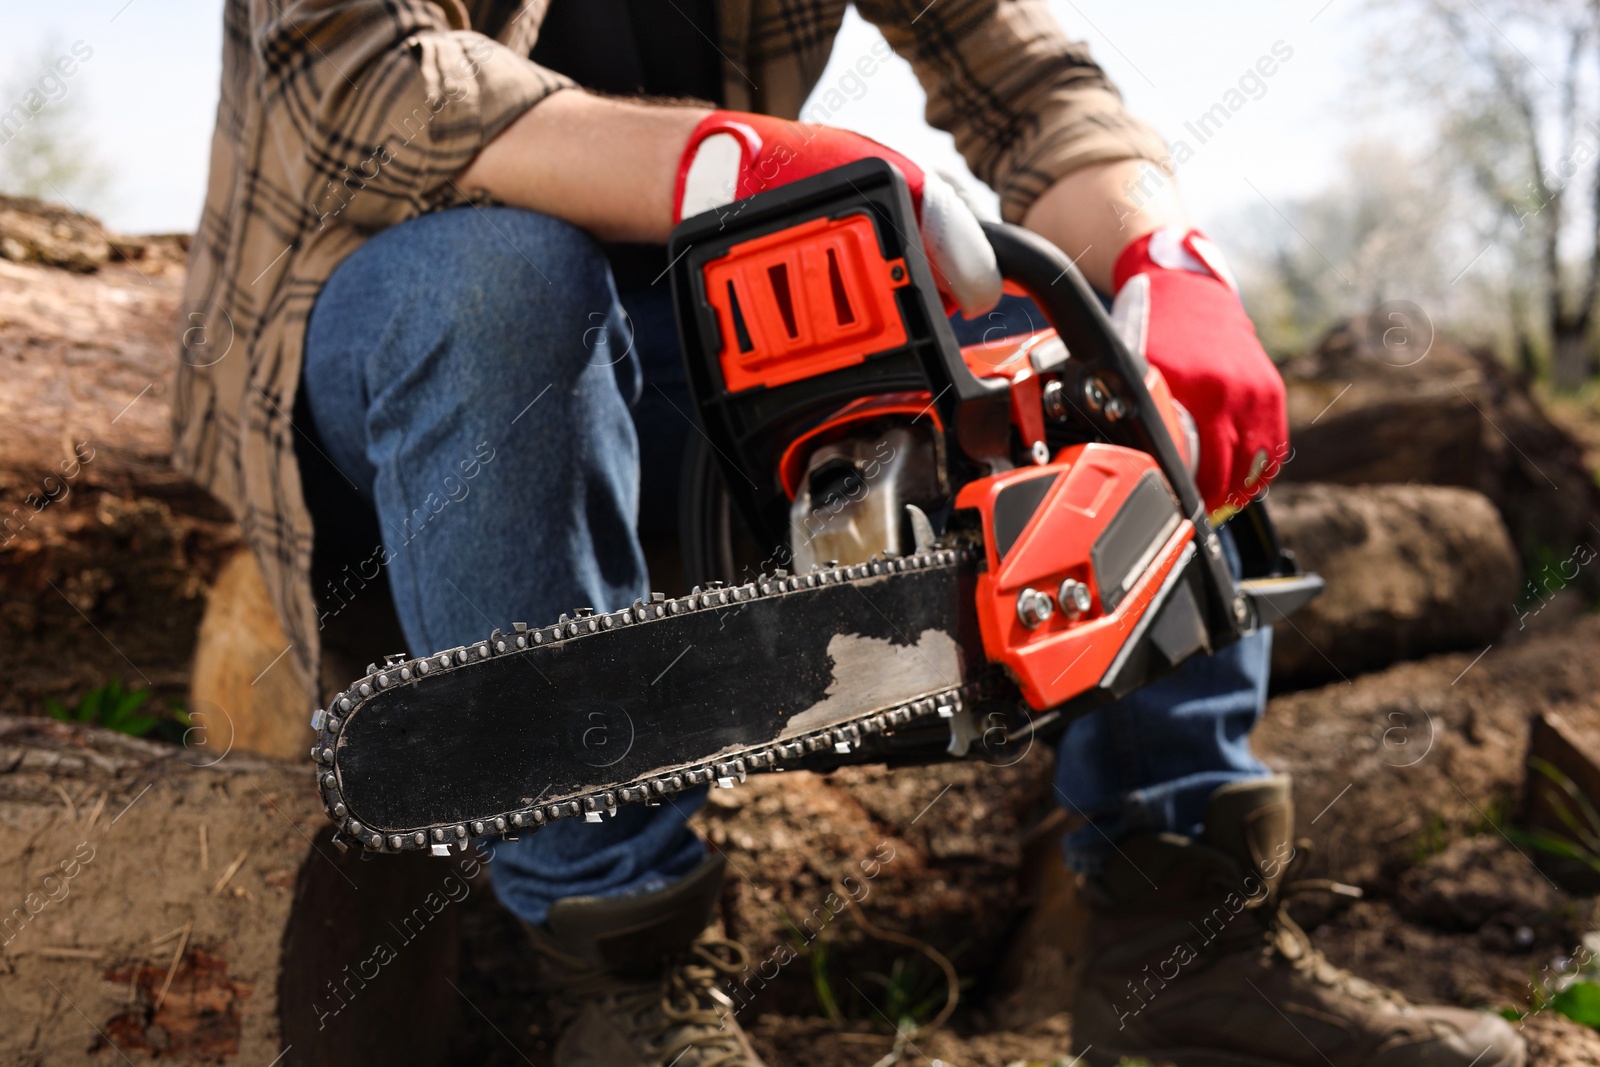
[1072,775,1525,1067]
[524,854,766,1067]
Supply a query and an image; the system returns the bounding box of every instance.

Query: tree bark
[1550,321,1597,390]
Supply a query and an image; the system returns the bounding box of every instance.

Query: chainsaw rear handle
[977,221,1252,644]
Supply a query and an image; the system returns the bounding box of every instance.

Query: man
[175,1,1523,1064]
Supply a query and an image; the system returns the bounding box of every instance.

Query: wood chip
[153,920,191,1013]
[211,849,248,895]
[51,783,76,822]
[83,791,107,831]
[199,823,209,872]
[150,924,188,947]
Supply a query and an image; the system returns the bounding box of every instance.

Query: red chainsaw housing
[954,445,1194,710]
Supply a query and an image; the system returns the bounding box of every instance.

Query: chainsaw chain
[311,548,979,854]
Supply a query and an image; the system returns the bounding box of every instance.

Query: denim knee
[305,206,639,471]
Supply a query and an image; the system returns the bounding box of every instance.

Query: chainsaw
[311,160,1321,855]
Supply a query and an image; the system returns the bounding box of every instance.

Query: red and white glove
[675,111,1002,318]
[1111,228,1288,517]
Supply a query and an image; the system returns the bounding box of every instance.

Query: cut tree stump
[0,715,473,1067]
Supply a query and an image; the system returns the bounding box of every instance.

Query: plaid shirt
[173,0,1167,706]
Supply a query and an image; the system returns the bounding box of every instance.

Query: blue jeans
[300,206,1269,924]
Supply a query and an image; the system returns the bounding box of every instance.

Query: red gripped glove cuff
[1112,227,1238,294]
[674,110,925,224]
[1111,227,1287,515]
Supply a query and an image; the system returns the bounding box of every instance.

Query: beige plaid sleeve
[853,0,1169,223]
[257,0,572,233]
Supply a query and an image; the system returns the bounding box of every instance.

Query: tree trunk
[1550,320,1597,389]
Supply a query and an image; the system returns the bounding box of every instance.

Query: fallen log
[0,237,238,721]
[0,715,473,1067]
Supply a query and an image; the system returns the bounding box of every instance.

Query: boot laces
[1265,843,1405,1008]
[590,937,753,1067]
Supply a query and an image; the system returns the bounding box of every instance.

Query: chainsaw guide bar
[314,549,1001,855]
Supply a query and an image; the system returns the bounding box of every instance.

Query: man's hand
[676,111,1001,318]
[1111,228,1288,516]
[1023,160,1287,516]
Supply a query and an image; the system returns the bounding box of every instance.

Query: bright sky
[0,0,1371,235]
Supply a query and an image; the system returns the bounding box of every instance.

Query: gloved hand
[1111,227,1288,517]
[675,111,1002,318]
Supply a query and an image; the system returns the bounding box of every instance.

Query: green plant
[1551,982,1600,1028]
[45,680,180,738]
[778,908,844,1026]
[857,940,966,1036]
[1410,812,1454,864]
[859,953,949,1032]
[1507,758,1600,877]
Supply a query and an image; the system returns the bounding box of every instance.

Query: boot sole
[1082,1049,1293,1067]
[1080,1046,1521,1067]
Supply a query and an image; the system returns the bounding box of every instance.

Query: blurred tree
[1384,0,1600,387]
[0,40,107,209]
[1220,142,1462,359]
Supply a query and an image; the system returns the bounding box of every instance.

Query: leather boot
[523,854,766,1067]
[1071,775,1525,1067]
